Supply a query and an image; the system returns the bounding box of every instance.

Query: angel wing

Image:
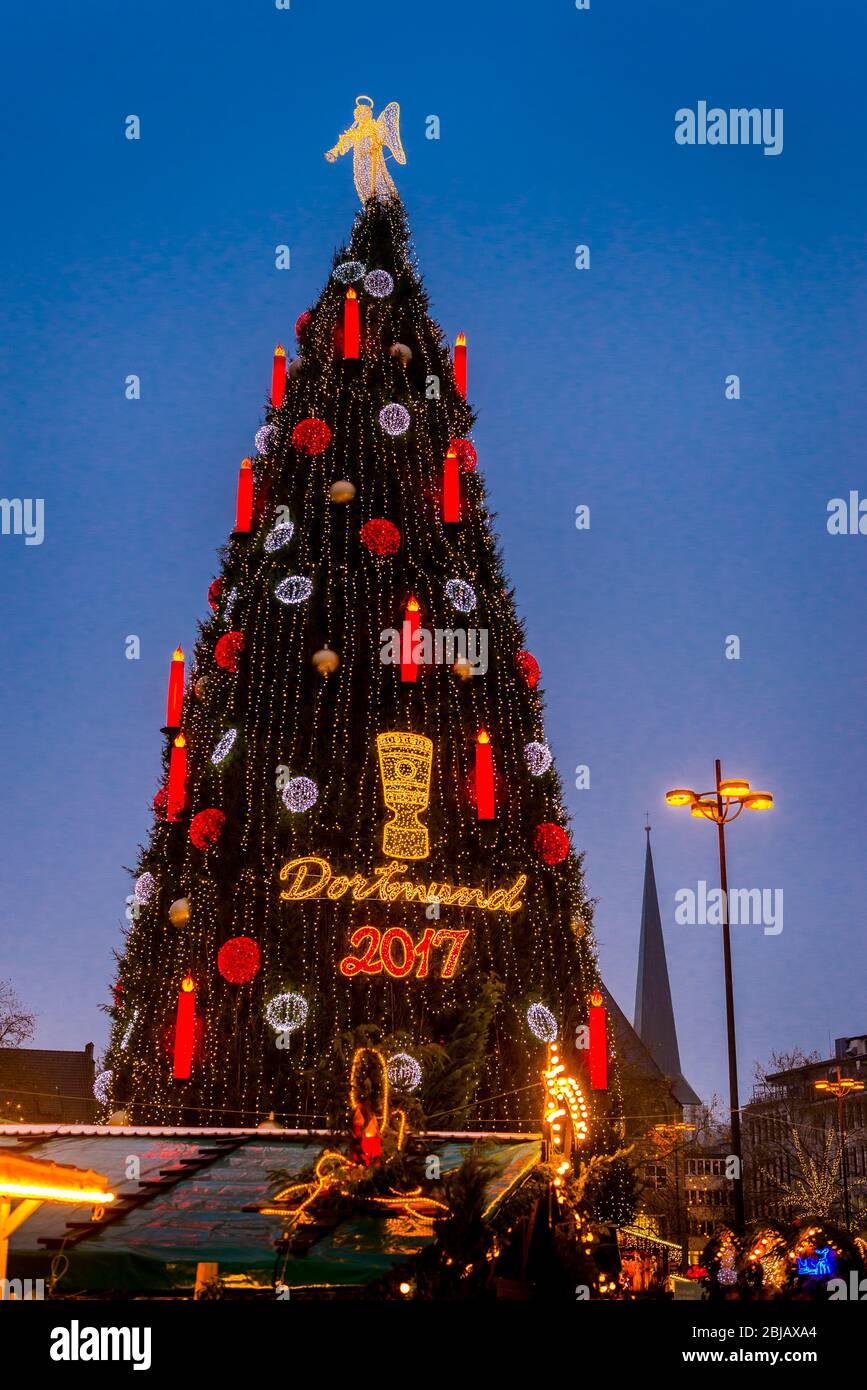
[376,102,406,164]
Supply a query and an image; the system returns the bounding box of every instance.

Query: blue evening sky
[1,0,864,1109]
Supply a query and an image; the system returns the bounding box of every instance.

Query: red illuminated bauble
[360,518,401,556]
[295,311,312,343]
[534,822,570,865]
[450,438,478,473]
[214,631,245,673]
[218,935,262,984]
[292,418,332,456]
[516,650,541,688]
[189,807,226,851]
[153,787,169,820]
[207,577,224,612]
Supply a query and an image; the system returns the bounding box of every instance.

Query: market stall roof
[0,1127,541,1293]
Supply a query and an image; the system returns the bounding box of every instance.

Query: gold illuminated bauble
[312,646,340,676]
[288,356,303,379]
[572,915,587,940]
[389,342,412,367]
[452,656,473,681]
[168,897,190,927]
[329,479,356,504]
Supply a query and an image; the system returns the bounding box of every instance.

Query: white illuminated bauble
[527,1002,558,1043]
[387,1051,423,1092]
[134,872,156,905]
[524,741,553,776]
[282,776,319,813]
[211,729,238,766]
[264,522,294,553]
[364,269,394,297]
[333,260,365,283]
[265,991,309,1034]
[378,403,410,436]
[445,578,476,614]
[93,1070,113,1106]
[275,575,313,605]
[255,424,277,455]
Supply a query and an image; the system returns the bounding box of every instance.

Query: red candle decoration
[234,457,254,534]
[401,596,421,682]
[475,729,495,820]
[167,734,188,822]
[443,446,460,523]
[343,287,360,359]
[165,646,185,729]
[271,344,286,408]
[588,990,608,1090]
[173,975,197,1080]
[454,332,467,397]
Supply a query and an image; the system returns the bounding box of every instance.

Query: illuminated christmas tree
[107,108,616,1139]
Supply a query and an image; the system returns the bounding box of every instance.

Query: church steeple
[634,824,700,1107]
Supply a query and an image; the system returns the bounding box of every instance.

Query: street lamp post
[665,763,774,1232]
[814,1067,865,1231]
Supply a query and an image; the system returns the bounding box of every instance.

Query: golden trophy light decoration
[325,96,406,203]
[377,732,433,861]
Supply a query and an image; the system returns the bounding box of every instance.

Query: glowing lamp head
[589,990,603,1008]
[719,778,750,799]
[744,791,774,811]
[181,975,195,993]
[690,801,716,820]
[274,343,285,357]
[665,788,696,807]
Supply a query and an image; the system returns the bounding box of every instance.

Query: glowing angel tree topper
[325,96,407,203]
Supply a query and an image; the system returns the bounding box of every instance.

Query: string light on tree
[275,575,313,605]
[93,1071,113,1107]
[282,776,319,813]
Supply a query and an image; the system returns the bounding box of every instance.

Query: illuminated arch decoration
[542,1039,589,1174]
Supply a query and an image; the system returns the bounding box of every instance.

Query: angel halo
[325,97,407,203]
